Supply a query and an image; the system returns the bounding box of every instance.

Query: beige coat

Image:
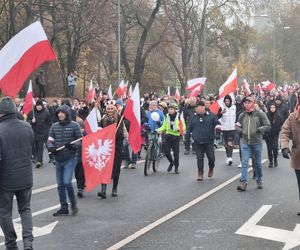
[280,109,300,170]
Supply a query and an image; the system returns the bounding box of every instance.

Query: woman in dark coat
[97,102,127,198]
[265,103,284,168]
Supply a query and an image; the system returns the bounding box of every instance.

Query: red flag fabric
[123,83,141,153]
[178,112,185,135]
[186,77,206,91]
[82,123,116,192]
[0,21,56,97]
[261,80,276,92]
[116,80,127,98]
[86,80,95,102]
[22,80,34,115]
[242,79,251,96]
[219,69,238,99]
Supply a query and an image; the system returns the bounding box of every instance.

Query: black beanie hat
[35,100,43,106]
[0,97,16,115]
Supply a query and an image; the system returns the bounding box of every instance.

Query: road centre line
[105,161,267,250]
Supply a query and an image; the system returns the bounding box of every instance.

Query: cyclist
[145,100,165,132]
[157,103,185,174]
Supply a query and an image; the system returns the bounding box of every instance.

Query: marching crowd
[1,84,300,250]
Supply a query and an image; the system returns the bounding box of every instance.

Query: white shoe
[228,157,233,166]
[238,163,242,168]
[226,158,229,165]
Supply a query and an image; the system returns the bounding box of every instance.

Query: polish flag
[261,80,276,92]
[22,80,35,115]
[186,77,206,91]
[242,79,251,96]
[82,123,116,191]
[219,68,238,99]
[178,112,186,136]
[84,107,100,134]
[188,84,204,98]
[0,21,56,97]
[127,85,133,98]
[124,83,141,154]
[86,80,95,102]
[257,83,264,96]
[108,84,113,100]
[174,88,180,102]
[116,80,127,98]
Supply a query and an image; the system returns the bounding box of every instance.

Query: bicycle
[144,131,163,176]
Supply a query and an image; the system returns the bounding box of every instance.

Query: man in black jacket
[186,101,221,181]
[0,97,34,250]
[27,100,52,168]
[47,104,82,216]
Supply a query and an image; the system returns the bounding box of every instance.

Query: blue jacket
[146,109,165,132]
[187,111,220,144]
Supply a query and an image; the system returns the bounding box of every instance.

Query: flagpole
[117,0,121,84]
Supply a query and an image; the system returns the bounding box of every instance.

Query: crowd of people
[1,83,300,250]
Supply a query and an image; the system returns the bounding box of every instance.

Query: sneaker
[228,158,233,166]
[237,181,247,191]
[184,150,190,155]
[71,206,78,216]
[77,189,83,198]
[197,172,203,181]
[35,162,42,168]
[112,189,118,197]
[237,163,242,168]
[208,168,214,178]
[53,208,69,216]
[97,191,106,199]
[167,163,173,172]
[130,163,136,169]
[256,181,263,189]
[24,246,33,250]
[274,159,278,167]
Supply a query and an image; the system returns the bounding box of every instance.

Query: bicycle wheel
[144,143,153,176]
[153,136,163,172]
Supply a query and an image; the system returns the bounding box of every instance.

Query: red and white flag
[257,83,264,96]
[219,68,238,99]
[82,123,116,192]
[261,80,276,92]
[186,77,206,91]
[127,85,133,98]
[178,112,186,136]
[84,107,100,134]
[22,80,35,115]
[242,79,251,96]
[0,21,56,97]
[86,80,95,102]
[124,83,141,154]
[116,80,127,98]
[108,84,113,100]
[189,84,204,98]
[174,87,180,102]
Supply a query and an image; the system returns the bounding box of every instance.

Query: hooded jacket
[0,113,34,191]
[47,105,82,162]
[217,95,236,131]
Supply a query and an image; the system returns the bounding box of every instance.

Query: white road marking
[236,205,300,250]
[105,163,259,250]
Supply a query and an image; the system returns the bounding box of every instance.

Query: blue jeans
[241,143,263,182]
[55,158,77,209]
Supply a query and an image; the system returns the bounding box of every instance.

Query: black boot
[175,166,179,174]
[274,158,278,167]
[112,177,119,197]
[97,184,107,199]
[167,162,174,172]
[269,161,273,168]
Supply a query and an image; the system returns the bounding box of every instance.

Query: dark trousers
[33,138,45,163]
[295,170,300,201]
[222,130,235,158]
[194,143,215,173]
[75,160,85,190]
[0,188,33,250]
[38,85,46,98]
[184,136,195,152]
[265,134,279,163]
[164,135,180,168]
[68,85,75,97]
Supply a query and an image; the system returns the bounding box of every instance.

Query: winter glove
[65,143,76,150]
[48,147,57,155]
[282,148,291,159]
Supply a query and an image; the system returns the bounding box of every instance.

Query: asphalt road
[1,144,299,250]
